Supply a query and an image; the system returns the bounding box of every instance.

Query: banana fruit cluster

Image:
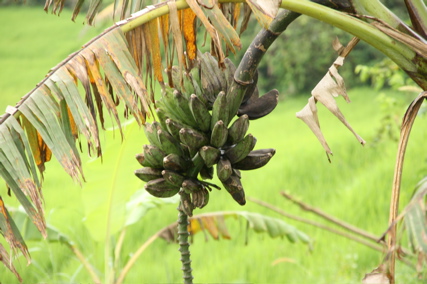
[135,52,278,216]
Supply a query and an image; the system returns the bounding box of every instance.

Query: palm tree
[1,0,427,283]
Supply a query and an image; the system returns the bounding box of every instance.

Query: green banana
[135,153,146,166]
[163,153,190,172]
[224,57,236,91]
[179,127,209,150]
[189,66,208,106]
[143,122,162,149]
[157,129,183,156]
[189,94,211,132]
[162,170,186,188]
[224,134,257,164]
[210,120,228,148]
[145,178,180,198]
[182,178,203,193]
[182,71,195,99]
[199,52,218,105]
[179,189,194,216]
[199,146,220,168]
[143,144,165,169]
[171,65,182,90]
[165,118,188,141]
[238,89,279,120]
[192,188,209,209]
[135,167,163,182]
[158,89,184,123]
[205,52,227,92]
[211,91,230,129]
[241,70,259,105]
[232,148,276,170]
[173,89,199,128]
[216,157,233,182]
[227,114,249,145]
[155,108,169,131]
[200,165,214,180]
[221,173,246,205]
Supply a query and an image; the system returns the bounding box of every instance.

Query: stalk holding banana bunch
[135,52,279,216]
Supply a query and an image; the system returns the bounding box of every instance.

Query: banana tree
[1,0,427,283]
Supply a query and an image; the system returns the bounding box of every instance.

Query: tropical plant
[2,0,427,283]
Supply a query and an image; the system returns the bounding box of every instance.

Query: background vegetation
[0,3,425,283]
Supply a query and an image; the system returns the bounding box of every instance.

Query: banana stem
[177,205,193,284]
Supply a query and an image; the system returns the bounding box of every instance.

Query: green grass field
[0,6,426,284]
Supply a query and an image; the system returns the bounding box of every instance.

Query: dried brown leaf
[362,265,390,284]
[246,0,281,29]
[296,97,333,158]
[186,0,226,62]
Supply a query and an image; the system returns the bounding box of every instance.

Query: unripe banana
[182,71,195,99]
[145,178,180,198]
[179,127,209,150]
[232,148,276,170]
[143,122,162,149]
[206,52,227,92]
[165,118,188,141]
[199,146,220,168]
[216,157,233,182]
[155,108,169,131]
[211,91,230,129]
[224,134,257,164]
[135,167,163,182]
[182,178,203,193]
[224,57,236,91]
[162,170,186,187]
[135,153,147,166]
[163,153,190,172]
[157,129,183,156]
[189,94,211,132]
[173,90,199,128]
[143,144,165,168]
[192,188,209,208]
[198,188,210,208]
[241,70,259,105]
[200,165,214,180]
[200,52,222,93]
[221,173,246,205]
[179,189,194,216]
[189,67,208,106]
[159,89,183,121]
[228,114,249,145]
[238,89,279,120]
[210,120,228,148]
[171,66,182,90]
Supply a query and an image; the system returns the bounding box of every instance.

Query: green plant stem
[177,204,193,284]
[405,0,427,38]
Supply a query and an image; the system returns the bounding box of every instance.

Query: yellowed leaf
[148,18,164,83]
[182,8,198,62]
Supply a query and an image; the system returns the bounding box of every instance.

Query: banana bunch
[135,52,278,216]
